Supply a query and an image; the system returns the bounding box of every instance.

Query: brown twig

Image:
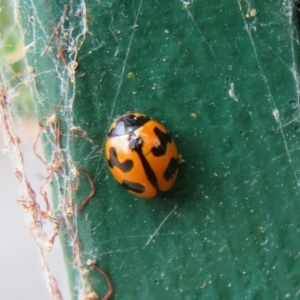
[76,168,96,212]
[88,260,113,300]
[41,5,69,57]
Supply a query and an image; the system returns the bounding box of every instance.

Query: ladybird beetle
[105,112,179,198]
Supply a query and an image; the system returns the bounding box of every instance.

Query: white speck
[228,82,239,102]
[181,0,191,9]
[272,109,280,123]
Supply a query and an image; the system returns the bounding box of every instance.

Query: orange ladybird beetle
[105,112,179,198]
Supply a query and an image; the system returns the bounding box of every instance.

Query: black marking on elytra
[122,180,145,194]
[129,133,159,193]
[107,147,133,172]
[164,157,179,181]
[151,127,172,157]
[108,113,151,137]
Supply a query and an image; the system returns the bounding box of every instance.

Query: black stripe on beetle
[107,147,133,172]
[164,157,179,181]
[129,133,159,193]
[151,127,172,157]
[122,180,145,194]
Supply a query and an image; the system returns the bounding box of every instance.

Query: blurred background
[0,1,69,299]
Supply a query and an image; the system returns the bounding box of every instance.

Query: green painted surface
[19,0,300,299]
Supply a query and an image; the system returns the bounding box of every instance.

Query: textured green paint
[19,0,300,299]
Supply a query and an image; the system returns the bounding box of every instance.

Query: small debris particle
[128,72,135,79]
[228,82,239,102]
[246,8,257,18]
[179,153,186,163]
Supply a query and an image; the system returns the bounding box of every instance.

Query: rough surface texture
[19,0,300,299]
